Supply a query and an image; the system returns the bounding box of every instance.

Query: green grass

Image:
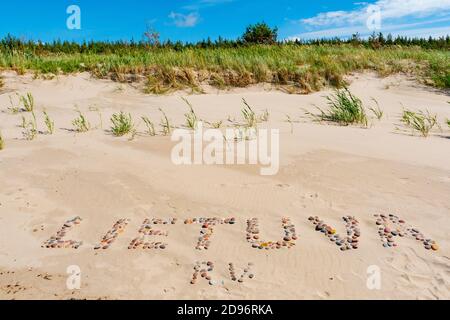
[141,116,156,136]
[159,108,172,135]
[72,110,91,133]
[43,110,54,134]
[401,108,438,137]
[182,97,199,130]
[0,130,4,150]
[241,98,257,128]
[311,88,368,126]
[368,98,384,120]
[110,111,134,137]
[20,92,34,112]
[1,45,448,93]
[447,118,450,129]
[22,112,37,140]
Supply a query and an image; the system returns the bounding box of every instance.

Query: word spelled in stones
[95,219,130,250]
[246,217,297,250]
[42,216,82,249]
[375,214,438,250]
[184,217,236,250]
[308,216,361,251]
[128,218,177,250]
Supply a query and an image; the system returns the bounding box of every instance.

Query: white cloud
[301,0,450,27]
[168,12,200,28]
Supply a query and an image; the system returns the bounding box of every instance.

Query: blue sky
[0,0,449,42]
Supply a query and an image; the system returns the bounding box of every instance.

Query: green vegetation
[20,92,34,112]
[242,22,278,44]
[241,99,257,128]
[72,110,91,133]
[0,131,4,150]
[447,118,450,128]
[368,98,384,120]
[141,116,156,136]
[0,33,448,93]
[310,88,368,126]
[401,108,438,137]
[110,111,134,137]
[43,110,54,134]
[22,112,38,140]
[182,97,199,130]
[159,108,172,136]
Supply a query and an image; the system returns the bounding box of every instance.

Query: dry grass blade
[43,110,55,134]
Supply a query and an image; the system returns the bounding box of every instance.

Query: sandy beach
[0,71,449,300]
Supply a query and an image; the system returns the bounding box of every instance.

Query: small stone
[431,244,439,251]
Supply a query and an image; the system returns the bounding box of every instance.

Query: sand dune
[0,72,449,300]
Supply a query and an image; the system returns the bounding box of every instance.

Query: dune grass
[141,116,156,136]
[447,119,450,129]
[22,112,37,140]
[20,92,34,112]
[1,45,448,93]
[43,110,54,134]
[182,97,199,130]
[401,108,438,137]
[310,88,368,126]
[368,98,384,120]
[0,131,4,150]
[72,110,91,133]
[110,111,134,137]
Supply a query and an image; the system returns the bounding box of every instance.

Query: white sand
[0,71,449,300]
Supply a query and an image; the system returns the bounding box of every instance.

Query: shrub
[242,22,278,44]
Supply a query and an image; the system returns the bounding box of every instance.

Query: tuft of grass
[0,131,4,150]
[22,112,38,140]
[209,120,223,129]
[7,94,20,114]
[20,92,34,112]
[241,98,257,128]
[43,110,55,134]
[182,97,199,130]
[159,108,172,135]
[110,111,134,137]
[446,118,450,129]
[72,111,91,133]
[141,116,156,136]
[311,88,368,127]
[368,98,384,120]
[259,109,270,122]
[401,108,438,137]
